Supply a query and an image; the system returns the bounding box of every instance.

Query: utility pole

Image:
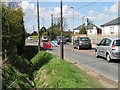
[87,18,89,36]
[33,25,35,33]
[60,0,64,59]
[51,14,54,40]
[37,0,40,51]
[42,18,44,27]
[70,7,74,45]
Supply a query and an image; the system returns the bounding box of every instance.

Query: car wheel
[106,54,112,62]
[89,46,92,49]
[77,46,80,50]
[95,51,99,58]
[74,46,76,49]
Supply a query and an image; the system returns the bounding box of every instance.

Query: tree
[79,27,87,34]
[31,31,38,36]
[47,17,68,40]
[2,3,26,63]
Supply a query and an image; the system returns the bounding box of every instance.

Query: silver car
[95,37,120,62]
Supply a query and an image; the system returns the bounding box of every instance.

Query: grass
[32,35,38,40]
[2,46,38,89]
[2,64,33,89]
[3,47,104,89]
[31,51,54,70]
[33,51,104,88]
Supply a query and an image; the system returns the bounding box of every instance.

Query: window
[113,40,120,46]
[90,30,92,33]
[104,39,112,46]
[99,39,106,45]
[110,27,114,34]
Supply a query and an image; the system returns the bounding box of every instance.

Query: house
[101,17,120,35]
[74,22,102,35]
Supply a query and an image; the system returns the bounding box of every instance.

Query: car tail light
[112,45,116,51]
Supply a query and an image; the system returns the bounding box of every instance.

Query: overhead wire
[75,2,98,10]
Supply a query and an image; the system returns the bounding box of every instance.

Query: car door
[102,39,112,57]
[97,38,106,56]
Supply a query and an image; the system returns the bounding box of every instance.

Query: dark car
[74,37,92,49]
[41,36,49,42]
[56,36,66,44]
[65,37,71,42]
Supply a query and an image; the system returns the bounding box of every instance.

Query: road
[26,39,119,82]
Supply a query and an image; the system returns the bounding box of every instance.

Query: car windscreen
[43,36,48,39]
[57,37,64,39]
[44,37,48,39]
[113,40,120,46]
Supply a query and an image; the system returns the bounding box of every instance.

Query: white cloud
[21,1,83,20]
[25,25,38,33]
[21,1,37,20]
[87,10,116,22]
[104,2,118,13]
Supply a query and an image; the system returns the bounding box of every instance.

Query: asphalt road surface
[26,40,120,82]
[50,44,120,82]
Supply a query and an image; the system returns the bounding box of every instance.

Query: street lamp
[70,7,74,45]
[60,0,64,59]
[42,18,44,27]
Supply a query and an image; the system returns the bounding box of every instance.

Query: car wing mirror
[96,44,99,46]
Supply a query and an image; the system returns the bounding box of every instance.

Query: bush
[13,56,32,75]
[2,65,32,89]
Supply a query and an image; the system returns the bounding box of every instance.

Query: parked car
[56,36,66,44]
[27,36,33,40]
[95,37,120,62]
[65,37,71,42]
[74,37,92,49]
[41,36,49,42]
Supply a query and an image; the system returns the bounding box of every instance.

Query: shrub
[2,65,32,89]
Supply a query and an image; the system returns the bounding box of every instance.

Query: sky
[19,0,119,33]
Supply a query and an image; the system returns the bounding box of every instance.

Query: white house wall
[74,30,80,34]
[87,26,97,35]
[102,25,120,35]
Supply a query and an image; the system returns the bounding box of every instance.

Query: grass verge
[2,56,34,89]
[32,35,38,40]
[2,46,38,89]
[32,51,104,88]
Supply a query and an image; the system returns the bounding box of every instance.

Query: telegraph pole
[33,25,35,33]
[37,0,40,51]
[60,0,64,59]
[42,18,44,27]
[51,14,54,40]
[70,7,74,45]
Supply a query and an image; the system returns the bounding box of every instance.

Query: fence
[72,34,120,44]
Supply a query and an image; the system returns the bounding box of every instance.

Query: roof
[101,17,120,26]
[74,23,101,30]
